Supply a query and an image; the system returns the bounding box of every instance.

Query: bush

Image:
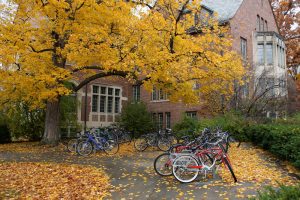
[120,102,154,137]
[0,115,11,143]
[5,104,45,141]
[255,184,300,200]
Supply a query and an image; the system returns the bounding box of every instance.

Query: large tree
[0,0,244,145]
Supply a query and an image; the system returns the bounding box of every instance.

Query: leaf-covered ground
[0,162,110,199]
[0,142,299,199]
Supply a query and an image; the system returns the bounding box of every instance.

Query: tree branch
[72,65,104,73]
[29,45,54,53]
[73,70,128,91]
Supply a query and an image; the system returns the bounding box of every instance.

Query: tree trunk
[41,99,60,145]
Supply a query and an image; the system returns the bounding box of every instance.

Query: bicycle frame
[85,133,107,151]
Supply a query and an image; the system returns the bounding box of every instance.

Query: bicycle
[77,130,119,156]
[134,130,173,152]
[172,139,237,183]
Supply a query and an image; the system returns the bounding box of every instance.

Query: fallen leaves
[218,143,299,186]
[0,162,111,199]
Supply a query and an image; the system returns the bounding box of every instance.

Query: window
[100,96,106,112]
[92,85,121,114]
[264,20,268,31]
[151,87,168,101]
[240,37,247,60]
[266,43,273,64]
[281,48,285,68]
[241,82,249,98]
[165,112,171,129]
[260,17,264,31]
[115,97,120,113]
[266,78,275,96]
[258,78,266,91]
[132,85,140,102]
[257,44,264,64]
[92,94,99,112]
[257,15,261,31]
[158,113,163,130]
[186,111,197,119]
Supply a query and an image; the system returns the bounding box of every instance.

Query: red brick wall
[230,0,279,62]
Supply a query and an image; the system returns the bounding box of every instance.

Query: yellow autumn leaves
[219,143,298,186]
[0,0,245,110]
[0,162,111,199]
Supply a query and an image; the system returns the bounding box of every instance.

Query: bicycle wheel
[172,155,199,183]
[103,139,119,155]
[134,135,148,151]
[223,156,237,182]
[67,138,78,152]
[157,137,171,151]
[154,153,173,176]
[77,141,93,156]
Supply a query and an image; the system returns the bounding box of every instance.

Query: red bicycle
[172,142,237,183]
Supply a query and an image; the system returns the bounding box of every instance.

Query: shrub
[59,94,81,137]
[120,102,154,137]
[5,104,45,141]
[255,184,300,200]
[0,114,11,143]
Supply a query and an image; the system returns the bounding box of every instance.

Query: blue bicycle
[77,131,119,156]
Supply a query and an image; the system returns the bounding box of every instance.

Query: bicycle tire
[77,141,93,156]
[134,135,148,151]
[154,153,173,176]
[223,156,237,182]
[157,137,171,151]
[67,138,78,152]
[103,140,119,155]
[172,155,199,183]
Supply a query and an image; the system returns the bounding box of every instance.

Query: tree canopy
[0,0,245,143]
[0,0,244,107]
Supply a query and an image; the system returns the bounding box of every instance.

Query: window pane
[186,111,197,119]
[93,86,99,93]
[152,87,157,100]
[133,85,140,102]
[115,89,120,96]
[257,44,264,64]
[92,95,99,112]
[165,112,171,129]
[266,44,273,64]
[107,96,113,113]
[100,96,106,112]
[115,97,120,113]
[257,15,260,31]
[241,38,247,60]
[108,88,113,95]
[159,89,164,100]
[101,87,106,94]
[264,20,268,31]
[158,113,163,130]
[260,17,264,31]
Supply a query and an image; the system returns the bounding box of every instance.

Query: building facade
[75,0,287,129]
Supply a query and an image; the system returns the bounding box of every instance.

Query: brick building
[74,0,287,129]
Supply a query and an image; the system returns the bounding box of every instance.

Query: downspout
[84,84,88,132]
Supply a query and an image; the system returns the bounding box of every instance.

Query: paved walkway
[0,143,297,200]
